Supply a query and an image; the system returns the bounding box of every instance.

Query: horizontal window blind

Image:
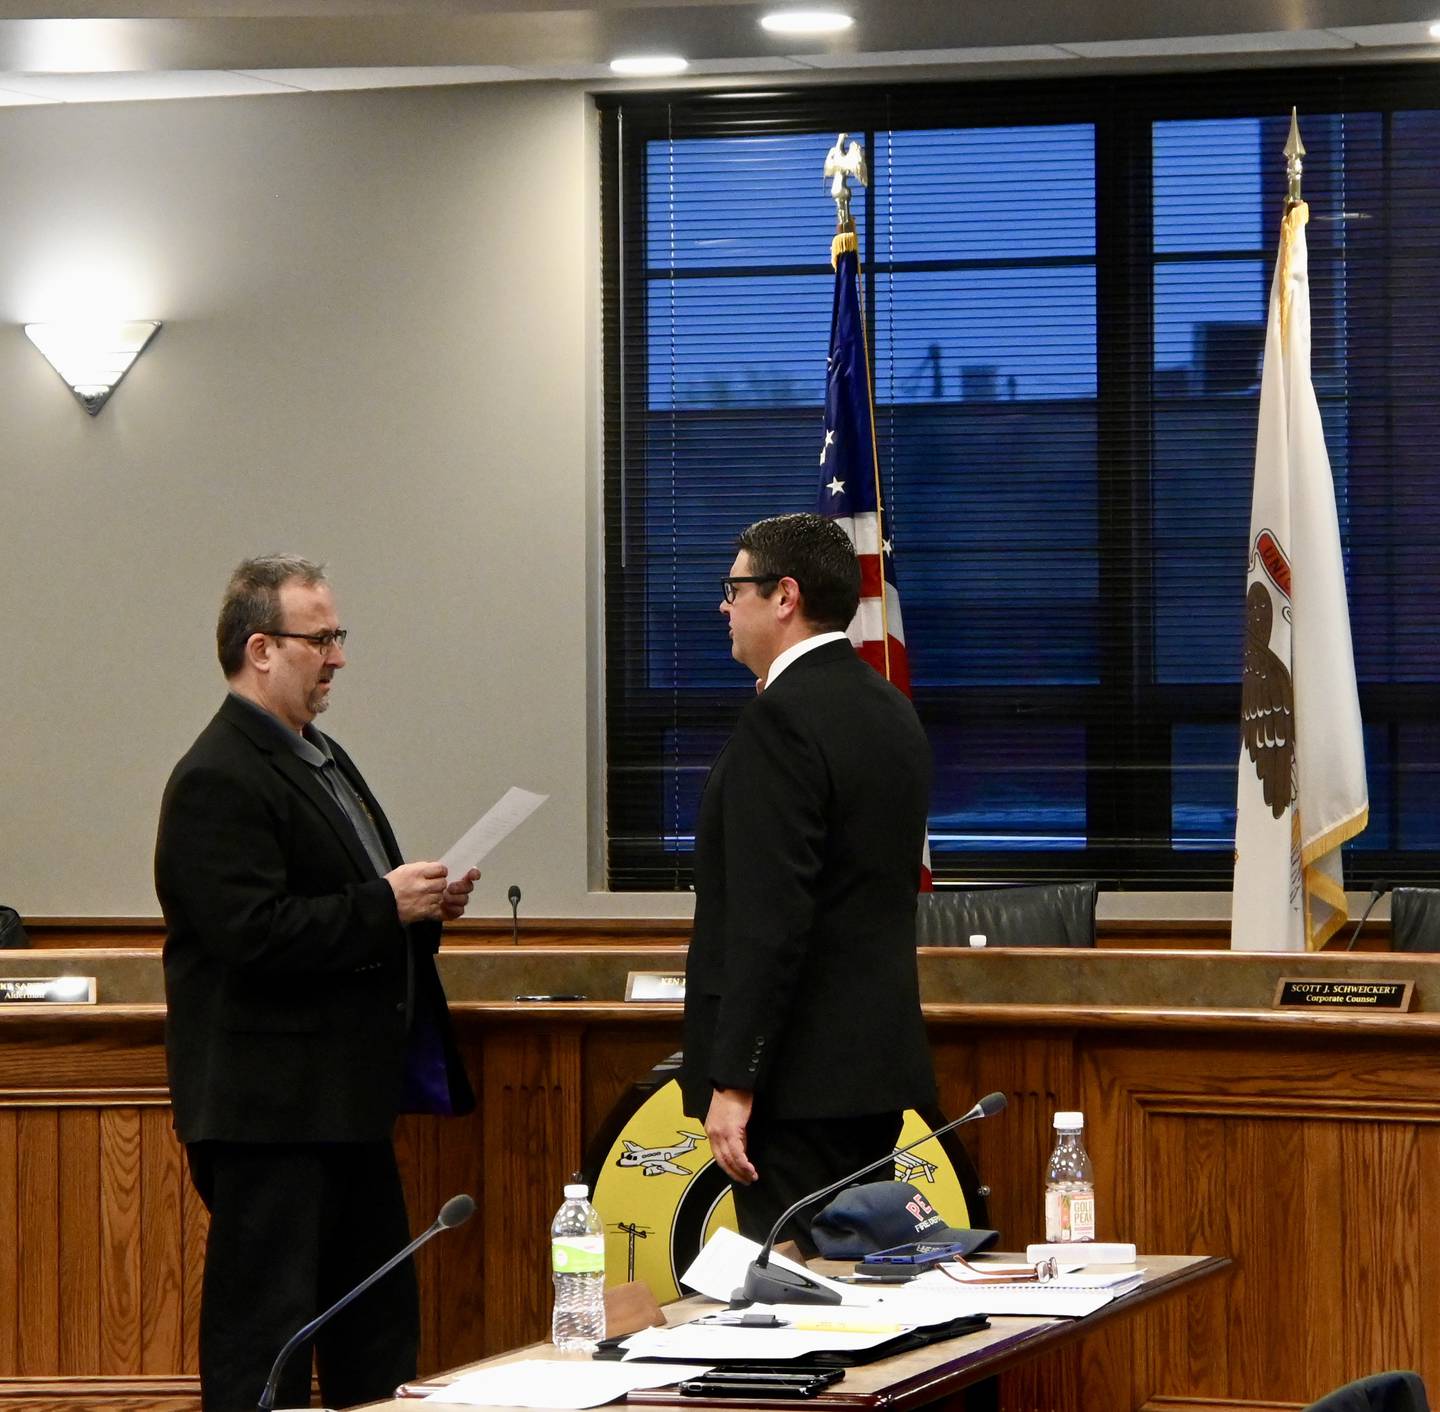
[600,69,1440,890]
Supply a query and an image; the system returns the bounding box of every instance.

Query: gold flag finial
[1284,107,1306,209]
[824,132,868,239]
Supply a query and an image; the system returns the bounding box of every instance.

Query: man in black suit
[155,554,477,1411]
[680,513,936,1250]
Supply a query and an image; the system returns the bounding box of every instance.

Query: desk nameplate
[626,972,686,1003]
[0,976,96,1005]
[1273,977,1414,1011]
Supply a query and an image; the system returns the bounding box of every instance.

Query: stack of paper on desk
[871,1266,1147,1319]
[621,1318,907,1363]
[420,1359,712,1408]
[676,1228,1145,1326]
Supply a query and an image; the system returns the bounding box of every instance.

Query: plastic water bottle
[551,1182,606,1352]
[1044,1111,1095,1242]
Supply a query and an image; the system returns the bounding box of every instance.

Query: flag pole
[1279,109,1306,344]
[1284,107,1305,210]
[1232,105,1368,950]
[825,133,892,682]
[1281,111,1310,931]
[819,133,932,886]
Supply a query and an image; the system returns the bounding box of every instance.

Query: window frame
[599,66,1440,893]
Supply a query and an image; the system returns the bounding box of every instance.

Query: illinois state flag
[818,232,930,885]
[1231,201,1367,951]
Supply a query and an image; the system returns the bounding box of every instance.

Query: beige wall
[0,82,690,919]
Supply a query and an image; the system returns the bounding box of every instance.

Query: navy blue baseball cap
[810,1181,999,1259]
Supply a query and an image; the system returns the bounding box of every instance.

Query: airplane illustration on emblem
[615,1131,708,1177]
[892,1149,938,1184]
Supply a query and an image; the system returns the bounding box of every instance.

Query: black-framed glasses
[720,575,781,603]
[267,628,348,651]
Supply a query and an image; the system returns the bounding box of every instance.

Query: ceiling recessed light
[609,55,689,76]
[1430,20,1440,37]
[760,10,854,35]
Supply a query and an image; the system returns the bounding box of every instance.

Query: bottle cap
[1053,1111,1084,1129]
[564,1183,589,1198]
[968,933,987,948]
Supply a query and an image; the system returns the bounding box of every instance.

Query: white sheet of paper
[677,1227,873,1306]
[1039,1269,1145,1290]
[421,1359,711,1408]
[439,788,548,877]
[872,1279,1116,1320]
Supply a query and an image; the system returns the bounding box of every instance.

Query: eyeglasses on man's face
[267,628,348,652]
[720,575,781,604]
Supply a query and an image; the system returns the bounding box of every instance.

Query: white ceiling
[1,2,1439,105]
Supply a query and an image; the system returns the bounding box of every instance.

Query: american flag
[818,239,931,884]
[818,244,912,693]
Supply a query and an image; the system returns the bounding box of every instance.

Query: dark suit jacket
[681,639,937,1122]
[155,694,473,1144]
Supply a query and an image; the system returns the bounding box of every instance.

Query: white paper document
[420,1358,711,1408]
[678,1227,874,1306]
[439,788,548,877]
[870,1265,1146,1320]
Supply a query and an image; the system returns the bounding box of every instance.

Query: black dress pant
[730,1111,903,1257]
[187,1140,419,1412]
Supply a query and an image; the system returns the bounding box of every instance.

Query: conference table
[364,1254,1228,1412]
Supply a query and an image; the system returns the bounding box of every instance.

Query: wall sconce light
[24,319,162,415]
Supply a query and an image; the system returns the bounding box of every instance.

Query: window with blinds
[600,70,1440,892]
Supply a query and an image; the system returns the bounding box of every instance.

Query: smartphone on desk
[855,1240,975,1273]
[679,1368,843,1399]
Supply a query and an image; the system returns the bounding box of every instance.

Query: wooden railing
[15,917,1395,951]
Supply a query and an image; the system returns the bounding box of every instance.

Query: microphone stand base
[734,1262,844,1308]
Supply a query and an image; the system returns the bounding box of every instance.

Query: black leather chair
[915,883,1097,948]
[1389,888,1440,952]
[0,906,28,950]
[1303,1372,1429,1412]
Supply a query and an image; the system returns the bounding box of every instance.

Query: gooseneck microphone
[257,1193,475,1411]
[508,885,522,945]
[735,1091,1008,1308]
[1344,881,1388,951]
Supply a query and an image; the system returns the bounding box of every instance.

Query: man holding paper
[681,514,936,1251]
[155,554,476,1412]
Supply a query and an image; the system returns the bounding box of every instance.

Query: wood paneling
[0,1090,204,1392]
[18,1107,59,1375]
[1062,1032,1440,1409]
[58,1107,101,1376]
[478,1024,585,1352]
